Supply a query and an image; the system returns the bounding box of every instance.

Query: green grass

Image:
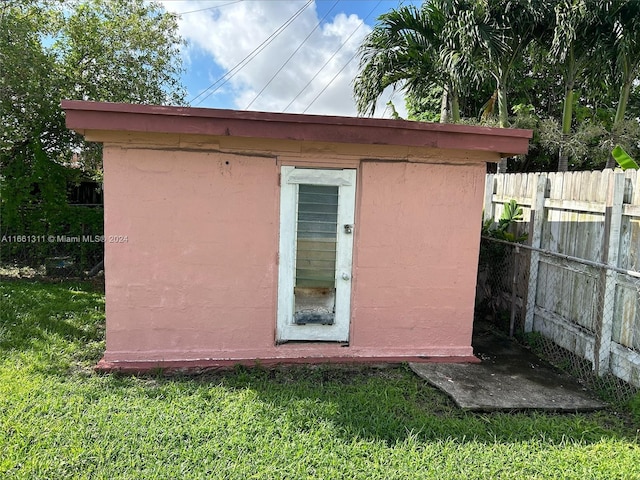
[1,280,639,479]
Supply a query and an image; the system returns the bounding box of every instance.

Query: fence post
[524,173,547,333]
[594,171,625,376]
[484,173,495,223]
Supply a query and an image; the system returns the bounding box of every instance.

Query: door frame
[276,166,356,343]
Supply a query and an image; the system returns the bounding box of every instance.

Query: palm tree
[353,1,480,122]
[603,0,640,168]
[549,0,606,171]
[354,1,549,173]
[453,0,547,131]
[454,0,549,172]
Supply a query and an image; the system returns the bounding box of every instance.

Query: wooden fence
[483,170,640,387]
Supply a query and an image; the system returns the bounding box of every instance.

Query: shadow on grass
[0,280,105,371]
[129,363,636,447]
[1,280,634,447]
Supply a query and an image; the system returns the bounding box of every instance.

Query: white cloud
[162,0,407,118]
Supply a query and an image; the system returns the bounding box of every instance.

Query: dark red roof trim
[62,100,532,156]
[95,354,481,374]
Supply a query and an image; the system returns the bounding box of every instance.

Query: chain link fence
[477,236,640,405]
[0,205,104,280]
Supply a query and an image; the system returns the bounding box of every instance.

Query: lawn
[1,280,639,479]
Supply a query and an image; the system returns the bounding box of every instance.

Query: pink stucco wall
[103,147,280,362]
[352,161,484,353]
[100,145,484,367]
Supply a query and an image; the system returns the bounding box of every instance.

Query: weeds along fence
[479,169,640,401]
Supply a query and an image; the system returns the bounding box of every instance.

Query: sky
[159,0,419,118]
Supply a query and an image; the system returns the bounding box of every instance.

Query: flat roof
[62,100,532,156]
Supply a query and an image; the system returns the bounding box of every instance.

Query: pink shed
[62,101,531,372]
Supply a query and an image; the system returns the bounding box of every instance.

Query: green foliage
[1,280,640,478]
[53,0,186,106]
[406,85,443,122]
[628,83,640,120]
[361,0,640,172]
[482,200,528,243]
[0,1,69,161]
[479,201,528,321]
[477,201,527,331]
[508,103,555,171]
[1,141,103,269]
[386,101,402,120]
[354,2,451,117]
[628,392,640,425]
[0,0,186,269]
[537,115,640,170]
[611,145,639,170]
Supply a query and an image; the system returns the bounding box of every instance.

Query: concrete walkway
[410,324,606,411]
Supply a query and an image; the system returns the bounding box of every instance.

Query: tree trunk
[440,85,449,123]
[451,88,460,123]
[614,79,631,126]
[558,83,574,172]
[496,82,508,172]
[606,79,632,169]
[558,141,569,172]
[558,48,576,172]
[497,84,508,128]
[557,96,572,171]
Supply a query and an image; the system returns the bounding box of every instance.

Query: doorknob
[341,272,350,280]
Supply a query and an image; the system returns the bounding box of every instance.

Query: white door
[276,167,356,342]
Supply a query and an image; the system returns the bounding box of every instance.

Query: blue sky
[160,0,418,117]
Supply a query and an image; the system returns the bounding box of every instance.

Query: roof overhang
[62,100,532,157]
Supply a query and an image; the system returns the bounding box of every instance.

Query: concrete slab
[410,325,606,411]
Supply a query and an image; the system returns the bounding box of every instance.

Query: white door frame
[276,166,356,342]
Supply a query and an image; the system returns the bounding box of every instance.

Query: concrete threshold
[410,324,606,412]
